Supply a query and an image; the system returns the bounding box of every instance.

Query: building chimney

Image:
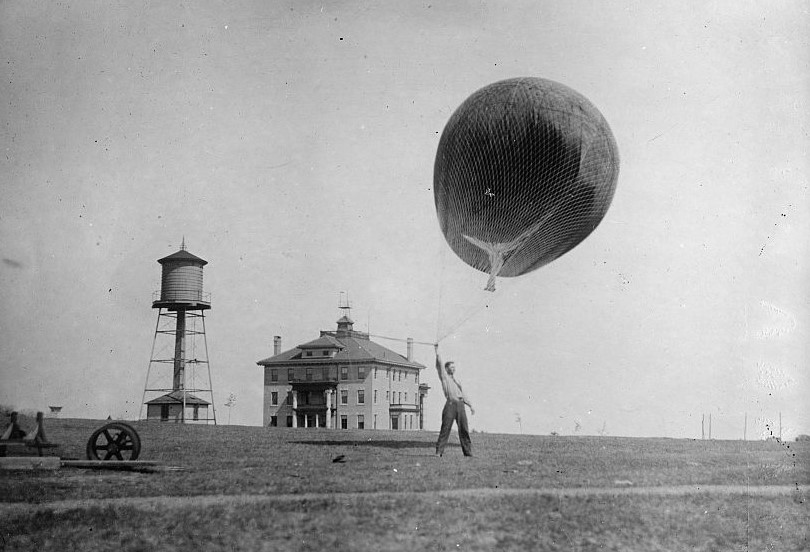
[406,337,413,362]
[273,336,281,356]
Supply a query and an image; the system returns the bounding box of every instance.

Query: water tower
[140,241,217,424]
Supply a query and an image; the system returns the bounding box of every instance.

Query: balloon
[433,77,620,291]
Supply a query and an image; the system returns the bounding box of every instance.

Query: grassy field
[1,417,808,551]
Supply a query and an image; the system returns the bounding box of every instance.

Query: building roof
[145,390,211,405]
[296,335,345,350]
[257,331,424,370]
[157,249,208,265]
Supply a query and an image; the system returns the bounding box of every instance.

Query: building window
[340,390,348,405]
[357,390,365,404]
[287,391,293,404]
[340,366,348,380]
[341,415,348,429]
[322,350,329,356]
[305,351,313,357]
[286,416,293,427]
[357,415,365,429]
[271,392,278,406]
[306,367,313,381]
[374,414,377,429]
[398,371,402,382]
[374,390,378,404]
[386,391,390,402]
[374,368,377,379]
[270,415,277,427]
[358,366,366,379]
[398,392,402,404]
[404,392,408,403]
[193,405,199,421]
[270,369,278,382]
[287,368,294,381]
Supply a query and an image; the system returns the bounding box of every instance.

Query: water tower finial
[181,236,186,251]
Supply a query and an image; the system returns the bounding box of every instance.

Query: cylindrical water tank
[156,249,209,307]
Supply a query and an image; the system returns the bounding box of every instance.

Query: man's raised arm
[434,344,448,388]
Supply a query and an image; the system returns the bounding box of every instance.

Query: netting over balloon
[434,77,620,291]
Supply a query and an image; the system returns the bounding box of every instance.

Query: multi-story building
[258,316,429,430]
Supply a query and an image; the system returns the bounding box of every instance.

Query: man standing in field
[434,344,474,457]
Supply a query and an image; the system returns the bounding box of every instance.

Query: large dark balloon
[434,77,619,291]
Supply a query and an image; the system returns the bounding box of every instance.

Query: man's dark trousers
[436,399,472,456]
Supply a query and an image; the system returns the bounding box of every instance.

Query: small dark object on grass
[332,455,346,463]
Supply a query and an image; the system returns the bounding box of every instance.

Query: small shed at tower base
[145,391,212,423]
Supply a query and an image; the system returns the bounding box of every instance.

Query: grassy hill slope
[1,418,807,551]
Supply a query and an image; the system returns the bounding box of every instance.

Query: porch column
[333,390,338,429]
[292,391,298,428]
[324,389,332,429]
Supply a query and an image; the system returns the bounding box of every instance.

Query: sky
[1,1,808,439]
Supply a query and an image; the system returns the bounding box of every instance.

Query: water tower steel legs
[141,308,217,424]
[139,309,165,421]
[174,309,186,391]
[200,312,217,425]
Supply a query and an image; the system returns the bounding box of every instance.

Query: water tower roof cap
[157,249,208,266]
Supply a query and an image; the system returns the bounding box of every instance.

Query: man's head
[444,361,456,375]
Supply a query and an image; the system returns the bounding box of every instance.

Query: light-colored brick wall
[262,362,424,430]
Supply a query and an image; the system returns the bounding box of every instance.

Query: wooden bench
[0,439,60,457]
[0,411,60,457]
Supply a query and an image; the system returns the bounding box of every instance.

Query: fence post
[743,412,747,441]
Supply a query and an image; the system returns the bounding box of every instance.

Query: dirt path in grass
[0,485,803,515]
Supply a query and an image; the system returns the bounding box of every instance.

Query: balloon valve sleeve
[484,276,497,292]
